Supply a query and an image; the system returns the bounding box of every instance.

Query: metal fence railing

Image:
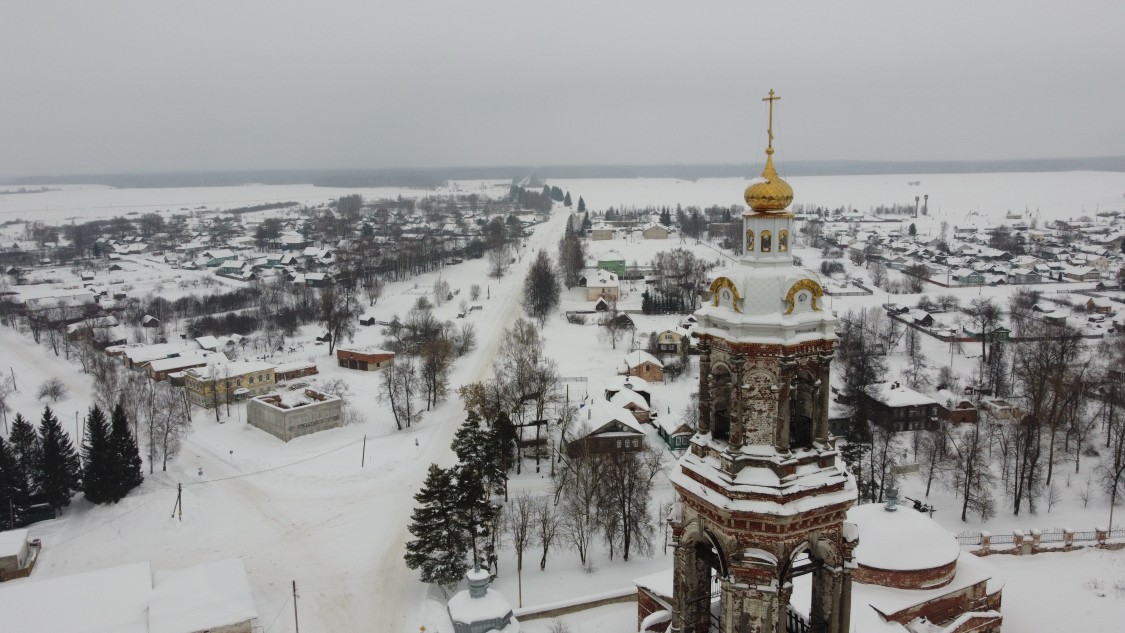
[955,527,1123,549]
[1040,530,1066,544]
[956,533,982,546]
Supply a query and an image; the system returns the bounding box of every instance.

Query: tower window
[779,230,789,252]
[761,230,772,252]
[745,229,754,252]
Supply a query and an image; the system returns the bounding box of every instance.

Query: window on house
[616,439,622,448]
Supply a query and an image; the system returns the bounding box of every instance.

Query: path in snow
[366,208,573,631]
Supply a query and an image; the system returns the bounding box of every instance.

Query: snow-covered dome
[848,503,961,590]
[447,568,520,633]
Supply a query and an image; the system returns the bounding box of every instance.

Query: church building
[636,91,1002,633]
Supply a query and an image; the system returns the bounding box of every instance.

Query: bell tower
[669,91,857,633]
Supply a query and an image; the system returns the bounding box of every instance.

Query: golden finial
[744,88,793,213]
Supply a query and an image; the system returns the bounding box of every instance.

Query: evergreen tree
[908,223,917,237]
[522,250,561,325]
[449,417,499,571]
[659,208,672,226]
[404,464,469,588]
[8,413,40,493]
[577,197,586,214]
[0,437,31,529]
[109,403,144,501]
[80,405,115,504]
[36,406,81,514]
[563,191,572,207]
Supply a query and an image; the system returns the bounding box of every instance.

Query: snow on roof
[633,568,674,600]
[610,388,650,411]
[145,351,222,373]
[447,571,515,625]
[870,382,937,408]
[848,503,960,571]
[122,343,186,363]
[578,398,646,435]
[623,349,663,369]
[337,346,394,355]
[185,360,275,379]
[587,268,619,288]
[0,528,28,557]
[0,561,152,633]
[603,374,651,393]
[274,360,317,373]
[149,558,257,633]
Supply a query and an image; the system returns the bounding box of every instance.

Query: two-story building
[861,381,940,431]
[184,361,276,408]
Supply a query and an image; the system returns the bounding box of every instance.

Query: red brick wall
[636,589,668,631]
[853,560,956,590]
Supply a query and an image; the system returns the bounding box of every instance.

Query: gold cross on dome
[762,89,780,150]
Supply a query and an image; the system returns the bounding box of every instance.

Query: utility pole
[171,483,182,521]
[292,580,300,633]
[361,435,367,467]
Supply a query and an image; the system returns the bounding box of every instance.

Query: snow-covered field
[555,170,1125,224]
[2,171,1124,632]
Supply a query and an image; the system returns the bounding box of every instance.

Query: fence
[955,526,1125,556]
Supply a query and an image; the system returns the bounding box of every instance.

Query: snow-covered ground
[3,172,1124,632]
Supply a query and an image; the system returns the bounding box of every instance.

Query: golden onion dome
[743,147,793,213]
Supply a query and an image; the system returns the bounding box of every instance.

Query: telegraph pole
[361,435,367,467]
[292,580,300,633]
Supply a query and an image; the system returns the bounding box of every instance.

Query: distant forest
[4,156,1124,189]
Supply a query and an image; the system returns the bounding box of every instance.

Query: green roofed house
[597,250,626,277]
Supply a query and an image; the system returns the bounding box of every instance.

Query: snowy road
[366,208,573,631]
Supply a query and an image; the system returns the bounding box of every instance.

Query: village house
[655,326,691,353]
[246,389,343,442]
[590,224,615,240]
[565,399,647,458]
[609,388,652,425]
[1065,265,1101,282]
[585,268,620,301]
[641,222,671,239]
[861,381,940,431]
[654,415,693,452]
[336,347,395,371]
[596,251,626,277]
[621,350,664,382]
[604,375,652,407]
[184,361,276,408]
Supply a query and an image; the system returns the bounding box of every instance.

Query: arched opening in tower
[789,374,817,448]
[680,537,726,633]
[710,365,732,441]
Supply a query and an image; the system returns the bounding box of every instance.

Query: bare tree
[36,378,68,402]
[506,492,535,608]
[380,356,419,430]
[1099,386,1125,529]
[599,446,664,561]
[534,496,561,570]
[904,327,928,389]
[555,436,603,566]
[0,375,14,433]
[946,420,997,521]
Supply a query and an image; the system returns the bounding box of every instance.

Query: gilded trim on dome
[709,276,742,313]
[784,279,824,315]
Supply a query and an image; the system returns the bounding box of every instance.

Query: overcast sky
[2,1,1123,177]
